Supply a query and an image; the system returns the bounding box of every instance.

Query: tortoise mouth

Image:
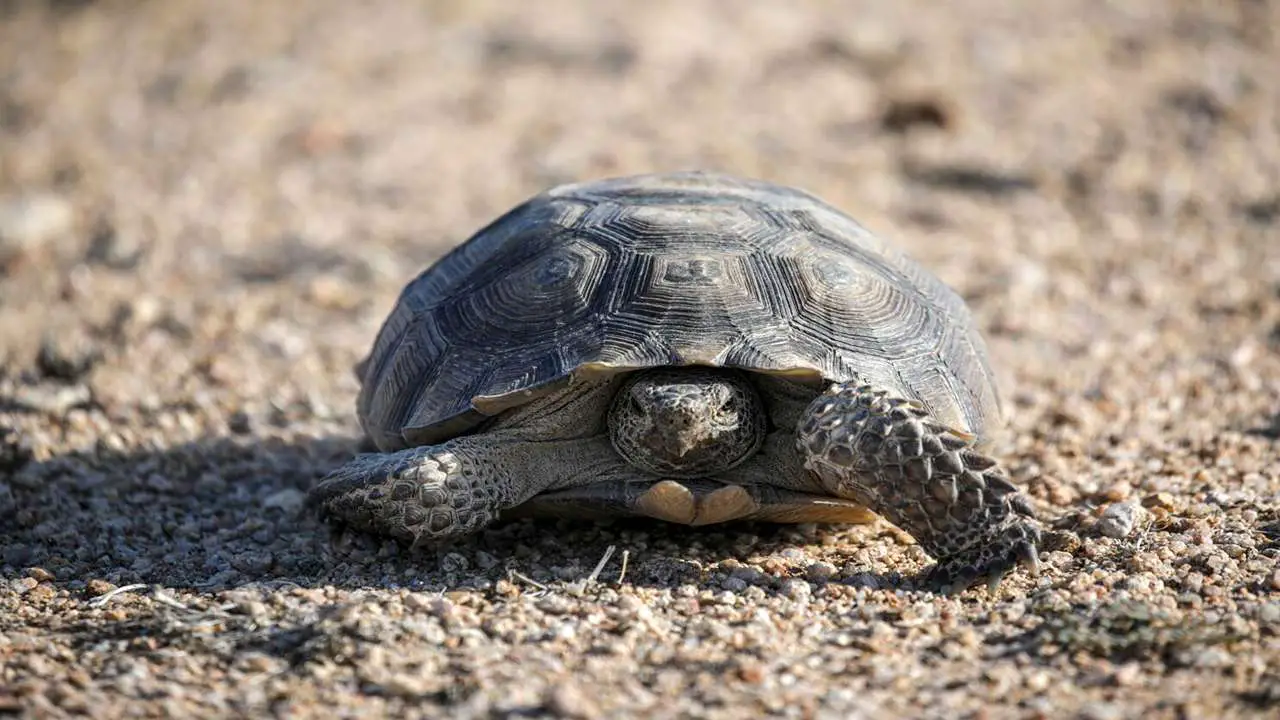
[607,368,767,478]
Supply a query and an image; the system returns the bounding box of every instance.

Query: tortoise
[310,171,1042,592]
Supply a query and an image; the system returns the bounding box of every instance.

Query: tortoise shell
[356,171,1001,451]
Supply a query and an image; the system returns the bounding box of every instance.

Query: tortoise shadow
[1244,410,1280,440]
[2,434,930,595]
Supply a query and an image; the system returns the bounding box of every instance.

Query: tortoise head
[608,368,766,478]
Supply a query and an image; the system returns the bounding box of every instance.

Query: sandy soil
[1,0,1278,717]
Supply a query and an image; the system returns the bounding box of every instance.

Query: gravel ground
[2,1,1279,717]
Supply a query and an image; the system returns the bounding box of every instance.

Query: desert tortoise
[310,171,1041,591]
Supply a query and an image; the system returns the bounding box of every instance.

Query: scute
[356,171,1001,451]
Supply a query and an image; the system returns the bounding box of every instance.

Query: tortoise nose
[660,402,700,426]
[654,405,703,455]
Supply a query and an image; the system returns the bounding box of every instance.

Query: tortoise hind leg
[309,434,621,544]
[797,382,1042,593]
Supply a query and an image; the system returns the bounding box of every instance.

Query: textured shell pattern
[357,172,1002,451]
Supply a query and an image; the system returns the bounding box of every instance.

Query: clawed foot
[800,382,1044,594]
[308,446,502,544]
[924,516,1042,594]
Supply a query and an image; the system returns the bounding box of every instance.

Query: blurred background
[2,0,1276,437]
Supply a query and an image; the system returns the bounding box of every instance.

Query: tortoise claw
[926,521,1043,594]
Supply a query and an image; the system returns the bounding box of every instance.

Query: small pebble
[228,411,254,434]
[736,659,767,684]
[427,597,455,619]
[1080,701,1123,720]
[14,383,91,414]
[36,332,101,382]
[1112,663,1142,687]
[10,577,38,594]
[1025,671,1051,693]
[440,552,470,573]
[537,596,574,615]
[0,193,74,256]
[84,221,145,270]
[1143,493,1178,511]
[238,600,269,618]
[0,428,33,473]
[237,653,279,674]
[1096,501,1142,539]
[26,584,56,602]
[805,561,838,582]
[230,551,274,574]
[1100,482,1132,502]
[262,488,306,513]
[780,578,812,600]
[85,579,116,597]
[1257,603,1280,625]
[25,568,54,582]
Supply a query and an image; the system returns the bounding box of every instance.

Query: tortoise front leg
[309,434,618,544]
[796,382,1042,593]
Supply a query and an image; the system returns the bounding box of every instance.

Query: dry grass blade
[87,583,149,607]
[585,545,616,585]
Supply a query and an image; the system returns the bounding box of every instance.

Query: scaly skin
[308,435,625,545]
[308,442,509,544]
[797,382,1042,593]
[311,375,1042,593]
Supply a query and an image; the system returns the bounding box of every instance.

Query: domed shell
[356,171,1002,451]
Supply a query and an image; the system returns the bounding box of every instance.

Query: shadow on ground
[1246,410,1280,440]
[1,435,924,594]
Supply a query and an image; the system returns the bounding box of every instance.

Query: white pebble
[263,488,306,512]
[780,578,811,600]
[1097,501,1143,539]
[0,193,74,252]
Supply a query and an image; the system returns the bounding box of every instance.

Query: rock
[440,552,470,573]
[9,577,38,594]
[230,551,275,574]
[83,221,145,270]
[262,488,305,513]
[0,427,33,473]
[780,578,812,601]
[12,383,92,414]
[1097,501,1143,539]
[85,579,116,597]
[0,193,74,260]
[36,331,102,382]
[1080,701,1124,720]
[227,410,254,434]
[805,561,838,582]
